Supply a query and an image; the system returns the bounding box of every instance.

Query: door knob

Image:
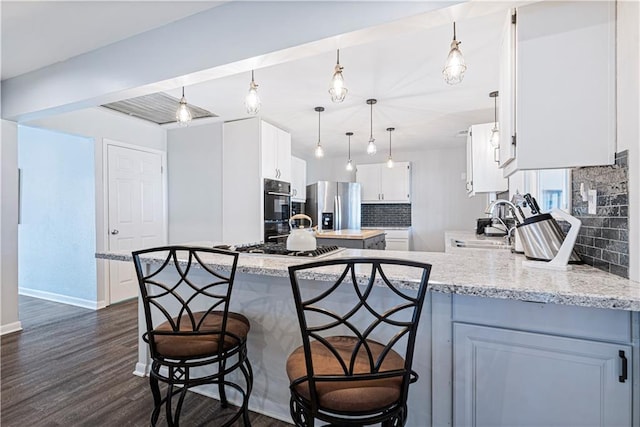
[111,229,119,235]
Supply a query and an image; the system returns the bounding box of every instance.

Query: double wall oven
[264,178,291,243]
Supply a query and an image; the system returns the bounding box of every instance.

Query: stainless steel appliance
[264,178,291,243]
[306,181,361,231]
[517,213,582,263]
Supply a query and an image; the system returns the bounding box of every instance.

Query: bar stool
[132,246,253,427]
[286,257,431,426]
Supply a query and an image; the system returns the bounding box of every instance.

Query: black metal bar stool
[132,246,253,427]
[286,257,431,426]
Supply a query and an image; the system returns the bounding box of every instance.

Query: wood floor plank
[1,296,291,426]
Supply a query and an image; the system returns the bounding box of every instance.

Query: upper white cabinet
[291,156,307,203]
[260,120,291,182]
[498,2,616,176]
[466,123,508,196]
[356,162,411,203]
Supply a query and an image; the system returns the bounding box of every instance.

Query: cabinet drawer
[452,294,631,343]
[385,229,410,239]
[386,239,408,251]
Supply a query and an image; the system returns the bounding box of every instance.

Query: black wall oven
[264,179,291,243]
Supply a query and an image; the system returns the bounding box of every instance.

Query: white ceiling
[2,1,518,158]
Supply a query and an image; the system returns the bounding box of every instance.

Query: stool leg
[218,358,228,408]
[240,359,253,427]
[149,372,162,426]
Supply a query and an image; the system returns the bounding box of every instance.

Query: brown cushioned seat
[286,335,405,413]
[153,311,250,359]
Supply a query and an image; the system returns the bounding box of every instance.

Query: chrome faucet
[485,199,520,223]
[485,200,521,246]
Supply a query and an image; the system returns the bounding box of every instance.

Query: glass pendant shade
[245,70,261,115]
[387,157,394,168]
[329,50,347,103]
[490,126,500,148]
[346,159,354,171]
[366,138,377,155]
[366,99,377,155]
[314,106,325,158]
[176,87,192,126]
[443,22,467,85]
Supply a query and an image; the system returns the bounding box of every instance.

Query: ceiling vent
[101,92,216,125]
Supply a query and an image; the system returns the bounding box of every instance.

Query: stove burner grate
[234,243,341,257]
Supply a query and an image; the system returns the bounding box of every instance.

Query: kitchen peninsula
[97,246,640,426]
[315,228,386,249]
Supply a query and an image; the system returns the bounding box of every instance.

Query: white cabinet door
[356,164,381,202]
[291,156,306,202]
[380,161,411,203]
[498,9,516,167]
[454,323,632,427]
[260,121,278,180]
[467,123,507,195]
[500,2,616,175]
[357,162,411,203]
[276,128,291,183]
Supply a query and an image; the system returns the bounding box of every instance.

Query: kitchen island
[315,228,386,249]
[97,245,640,426]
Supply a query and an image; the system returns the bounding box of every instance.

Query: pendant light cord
[389,131,392,156]
[348,134,351,159]
[453,22,457,41]
[370,102,373,139]
[318,109,321,143]
[494,94,497,125]
[182,86,185,98]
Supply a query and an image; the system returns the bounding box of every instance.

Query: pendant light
[176,86,192,126]
[314,107,325,158]
[366,99,377,155]
[386,127,395,168]
[245,70,261,115]
[442,22,467,85]
[329,49,348,103]
[345,132,354,171]
[489,91,500,148]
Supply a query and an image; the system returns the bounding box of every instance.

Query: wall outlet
[588,189,597,215]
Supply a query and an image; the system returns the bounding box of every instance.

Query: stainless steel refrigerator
[306,181,361,231]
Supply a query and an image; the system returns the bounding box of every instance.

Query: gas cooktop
[233,243,342,258]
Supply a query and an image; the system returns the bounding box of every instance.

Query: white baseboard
[133,362,149,377]
[0,321,23,336]
[19,288,102,310]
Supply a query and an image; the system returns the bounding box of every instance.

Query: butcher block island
[96,246,640,426]
[315,228,386,249]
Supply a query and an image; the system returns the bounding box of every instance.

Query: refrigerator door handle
[334,195,341,229]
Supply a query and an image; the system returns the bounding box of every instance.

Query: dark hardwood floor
[1,296,291,426]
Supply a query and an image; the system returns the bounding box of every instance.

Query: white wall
[25,107,167,305]
[616,1,639,282]
[306,145,488,252]
[167,122,223,243]
[1,120,21,334]
[18,126,97,305]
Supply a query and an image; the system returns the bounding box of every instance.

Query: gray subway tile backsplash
[361,204,412,227]
[571,150,629,278]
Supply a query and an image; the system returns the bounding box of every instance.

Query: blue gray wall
[18,126,97,302]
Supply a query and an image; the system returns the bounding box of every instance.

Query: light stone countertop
[96,242,640,312]
[315,229,385,240]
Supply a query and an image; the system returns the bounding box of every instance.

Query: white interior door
[107,144,165,303]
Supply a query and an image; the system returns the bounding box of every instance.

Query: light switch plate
[588,189,597,215]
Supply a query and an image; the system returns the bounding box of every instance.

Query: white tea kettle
[287,214,317,252]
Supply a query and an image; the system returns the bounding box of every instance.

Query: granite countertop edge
[96,245,640,312]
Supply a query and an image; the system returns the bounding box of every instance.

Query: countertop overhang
[96,243,640,312]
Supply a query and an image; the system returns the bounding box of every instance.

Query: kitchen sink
[451,238,511,250]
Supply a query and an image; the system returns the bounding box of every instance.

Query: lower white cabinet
[454,323,632,427]
[384,229,411,251]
